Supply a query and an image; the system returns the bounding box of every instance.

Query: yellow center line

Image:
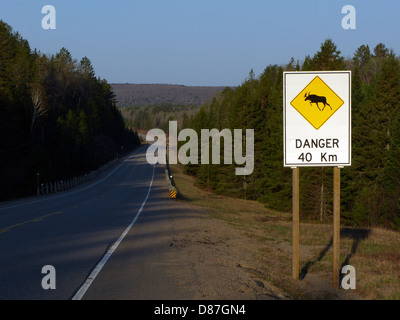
[0,211,64,234]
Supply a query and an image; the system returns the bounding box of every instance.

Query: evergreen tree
[354,44,372,67]
[311,39,346,71]
[374,43,389,58]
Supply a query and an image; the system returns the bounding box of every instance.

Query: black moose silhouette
[304,92,332,111]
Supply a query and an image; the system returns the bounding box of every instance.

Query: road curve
[0,145,179,300]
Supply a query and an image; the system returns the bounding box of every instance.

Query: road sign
[290,76,345,130]
[283,71,351,167]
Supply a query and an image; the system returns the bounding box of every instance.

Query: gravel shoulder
[165,200,288,300]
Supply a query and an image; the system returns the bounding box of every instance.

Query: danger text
[295,138,339,149]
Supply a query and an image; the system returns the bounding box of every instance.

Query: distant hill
[111,83,229,107]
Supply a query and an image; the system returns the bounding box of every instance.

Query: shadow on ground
[300,227,371,281]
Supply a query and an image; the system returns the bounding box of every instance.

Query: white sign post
[283,71,351,287]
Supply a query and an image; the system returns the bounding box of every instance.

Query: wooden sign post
[292,167,300,280]
[332,166,341,287]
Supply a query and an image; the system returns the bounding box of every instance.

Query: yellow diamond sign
[290,76,344,130]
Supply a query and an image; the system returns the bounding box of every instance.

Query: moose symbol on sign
[304,92,332,111]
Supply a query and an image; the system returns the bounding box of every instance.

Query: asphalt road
[0,145,183,300]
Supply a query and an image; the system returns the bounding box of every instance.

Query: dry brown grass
[169,163,400,300]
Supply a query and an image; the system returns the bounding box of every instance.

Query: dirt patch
[165,201,288,300]
[164,194,365,300]
[165,163,400,300]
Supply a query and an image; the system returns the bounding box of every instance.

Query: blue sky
[1,1,400,86]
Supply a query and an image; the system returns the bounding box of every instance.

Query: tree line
[181,39,400,230]
[112,83,227,107]
[0,21,140,201]
[120,104,200,133]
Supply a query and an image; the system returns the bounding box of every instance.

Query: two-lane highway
[0,145,181,300]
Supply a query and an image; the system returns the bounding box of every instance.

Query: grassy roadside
[169,163,400,300]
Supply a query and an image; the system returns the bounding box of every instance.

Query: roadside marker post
[169,189,177,199]
[283,71,351,287]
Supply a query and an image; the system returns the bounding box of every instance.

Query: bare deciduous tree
[30,85,47,141]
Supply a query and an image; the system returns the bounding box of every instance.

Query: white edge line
[71,163,156,300]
